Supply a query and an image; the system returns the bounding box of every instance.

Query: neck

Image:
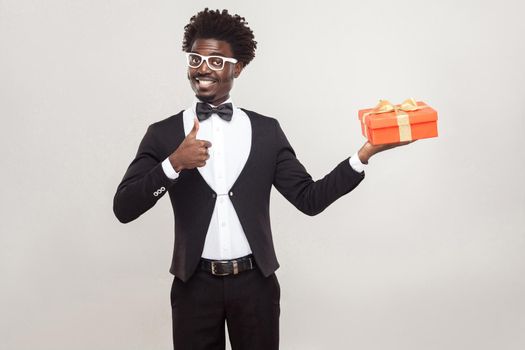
[197,94,230,107]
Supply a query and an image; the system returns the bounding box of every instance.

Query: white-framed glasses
[185,52,238,71]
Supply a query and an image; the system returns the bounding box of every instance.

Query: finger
[198,140,212,148]
[188,117,199,138]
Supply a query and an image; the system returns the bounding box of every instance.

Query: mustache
[191,73,218,80]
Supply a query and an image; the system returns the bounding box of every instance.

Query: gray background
[1,0,524,349]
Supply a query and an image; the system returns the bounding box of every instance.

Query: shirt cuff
[162,157,180,180]
[349,152,366,173]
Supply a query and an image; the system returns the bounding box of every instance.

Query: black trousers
[171,267,280,350]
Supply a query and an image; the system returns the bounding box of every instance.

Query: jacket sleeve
[113,124,177,223]
[272,120,365,216]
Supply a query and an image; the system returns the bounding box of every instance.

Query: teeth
[198,80,215,86]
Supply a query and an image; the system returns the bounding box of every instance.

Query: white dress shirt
[161,99,367,260]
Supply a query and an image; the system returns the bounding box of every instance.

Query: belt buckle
[211,261,230,276]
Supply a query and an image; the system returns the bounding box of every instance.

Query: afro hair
[182,8,257,67]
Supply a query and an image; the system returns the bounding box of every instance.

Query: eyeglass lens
[188,54,224,70]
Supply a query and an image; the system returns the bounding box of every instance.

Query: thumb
[188,117,199,138]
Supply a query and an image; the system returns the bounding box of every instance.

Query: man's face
[187,38,242,106]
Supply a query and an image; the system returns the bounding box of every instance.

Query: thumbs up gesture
[169,118,212,172]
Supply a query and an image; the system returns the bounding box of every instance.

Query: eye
[189,54,201,65]
[209,57,223,67]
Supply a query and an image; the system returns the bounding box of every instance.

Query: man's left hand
[357,140,415,164]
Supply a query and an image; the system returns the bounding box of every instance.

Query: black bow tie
[196,102,234,122]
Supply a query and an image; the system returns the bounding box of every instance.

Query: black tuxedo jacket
[113,109,365,282]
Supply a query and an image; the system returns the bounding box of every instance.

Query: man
[113,8,410,350]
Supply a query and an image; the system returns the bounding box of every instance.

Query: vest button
[212,193,217,198]
[229,191,233,197]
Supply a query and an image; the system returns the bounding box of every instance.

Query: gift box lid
[358,101,438,129]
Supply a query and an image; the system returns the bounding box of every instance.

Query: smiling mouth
[194,76,217,88]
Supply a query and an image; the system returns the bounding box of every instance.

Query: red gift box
[358,98,438,145]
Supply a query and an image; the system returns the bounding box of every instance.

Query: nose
[198,59,212,74]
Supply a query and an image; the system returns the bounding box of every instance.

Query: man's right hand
[169,117,212,172]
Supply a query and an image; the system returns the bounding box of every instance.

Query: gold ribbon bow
[363,98,425,142]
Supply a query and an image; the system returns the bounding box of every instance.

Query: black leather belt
[200,255,256,276]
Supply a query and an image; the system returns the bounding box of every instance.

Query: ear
[233,62,244,78]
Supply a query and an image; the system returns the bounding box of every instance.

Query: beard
[195,93,216,103]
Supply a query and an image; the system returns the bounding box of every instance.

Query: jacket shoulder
[148,110,184,132]
[240,108,280,128]
[141,110,185,155]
